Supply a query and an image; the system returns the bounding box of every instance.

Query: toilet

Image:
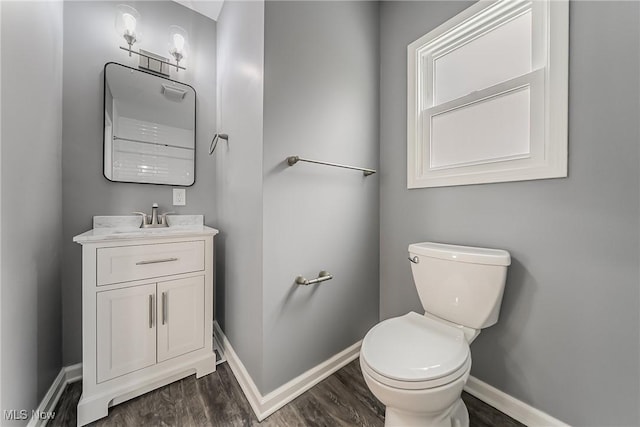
[360,242,511,427]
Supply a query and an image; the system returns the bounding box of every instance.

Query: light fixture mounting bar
[119,46,186,71]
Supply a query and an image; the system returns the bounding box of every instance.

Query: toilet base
[384,398,469,427]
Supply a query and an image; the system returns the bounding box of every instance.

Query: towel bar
[286,156,376,176]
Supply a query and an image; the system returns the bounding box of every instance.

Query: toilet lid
[361,312,469,382]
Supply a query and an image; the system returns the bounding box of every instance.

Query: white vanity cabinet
[74,219,218,426]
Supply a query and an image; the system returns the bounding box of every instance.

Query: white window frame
[407,0,568,189]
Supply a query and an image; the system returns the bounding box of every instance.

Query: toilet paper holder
[295,271,333,286]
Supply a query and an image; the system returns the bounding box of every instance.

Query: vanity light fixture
[168,25,189,71]
[114,4,187,73]
[115,4,140,56]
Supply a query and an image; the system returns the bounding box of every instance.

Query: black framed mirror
[103,62,196,186]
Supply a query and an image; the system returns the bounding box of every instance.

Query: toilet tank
[408,242,511,329]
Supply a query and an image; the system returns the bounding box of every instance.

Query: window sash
[415,69,544,178]
[419,0,547,110]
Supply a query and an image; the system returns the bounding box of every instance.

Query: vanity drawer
[97,241,205,286]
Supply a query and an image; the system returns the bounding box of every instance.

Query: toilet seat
[361,312,470,390]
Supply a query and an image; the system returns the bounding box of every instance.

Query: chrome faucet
[133,203,173,228]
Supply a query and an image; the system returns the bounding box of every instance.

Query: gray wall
[61,1,217,365]
[215,0,380,394]
[261,1,380,394]
[214,0,265,386]
[1,1,63,423]
[379,1,640,425]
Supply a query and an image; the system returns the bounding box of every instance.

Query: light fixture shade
[115,4,141,47]
[168,25,189,64]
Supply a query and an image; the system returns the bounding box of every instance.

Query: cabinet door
[96,283,157,383]
[157,276,205,362]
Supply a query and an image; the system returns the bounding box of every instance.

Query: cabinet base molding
[77,353,215,426]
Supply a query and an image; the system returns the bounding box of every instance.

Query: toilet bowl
[360,242,511,426]
[361,312,471,427]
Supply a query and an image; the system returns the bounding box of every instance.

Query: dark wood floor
[51,360,524,426]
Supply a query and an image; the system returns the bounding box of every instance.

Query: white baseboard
[464,376,570,427]
[213,321,361,421]
[64,363,83,384]
[212,321,227,366]
[33,331,567,427]
[28,363,82,427]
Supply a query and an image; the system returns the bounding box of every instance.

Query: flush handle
[408,256,419,264]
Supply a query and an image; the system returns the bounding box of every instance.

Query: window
[407,0,568,188]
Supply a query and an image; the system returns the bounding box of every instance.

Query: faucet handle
[132,212,148,226]
[159,212,175,225]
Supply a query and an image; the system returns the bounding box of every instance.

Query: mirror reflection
[103,62,196,186]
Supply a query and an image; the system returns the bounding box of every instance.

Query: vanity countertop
[73,215,219,243]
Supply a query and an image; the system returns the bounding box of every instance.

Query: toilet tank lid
[408,242,511,266]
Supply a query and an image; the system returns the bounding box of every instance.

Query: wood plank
[51,360,524,426]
